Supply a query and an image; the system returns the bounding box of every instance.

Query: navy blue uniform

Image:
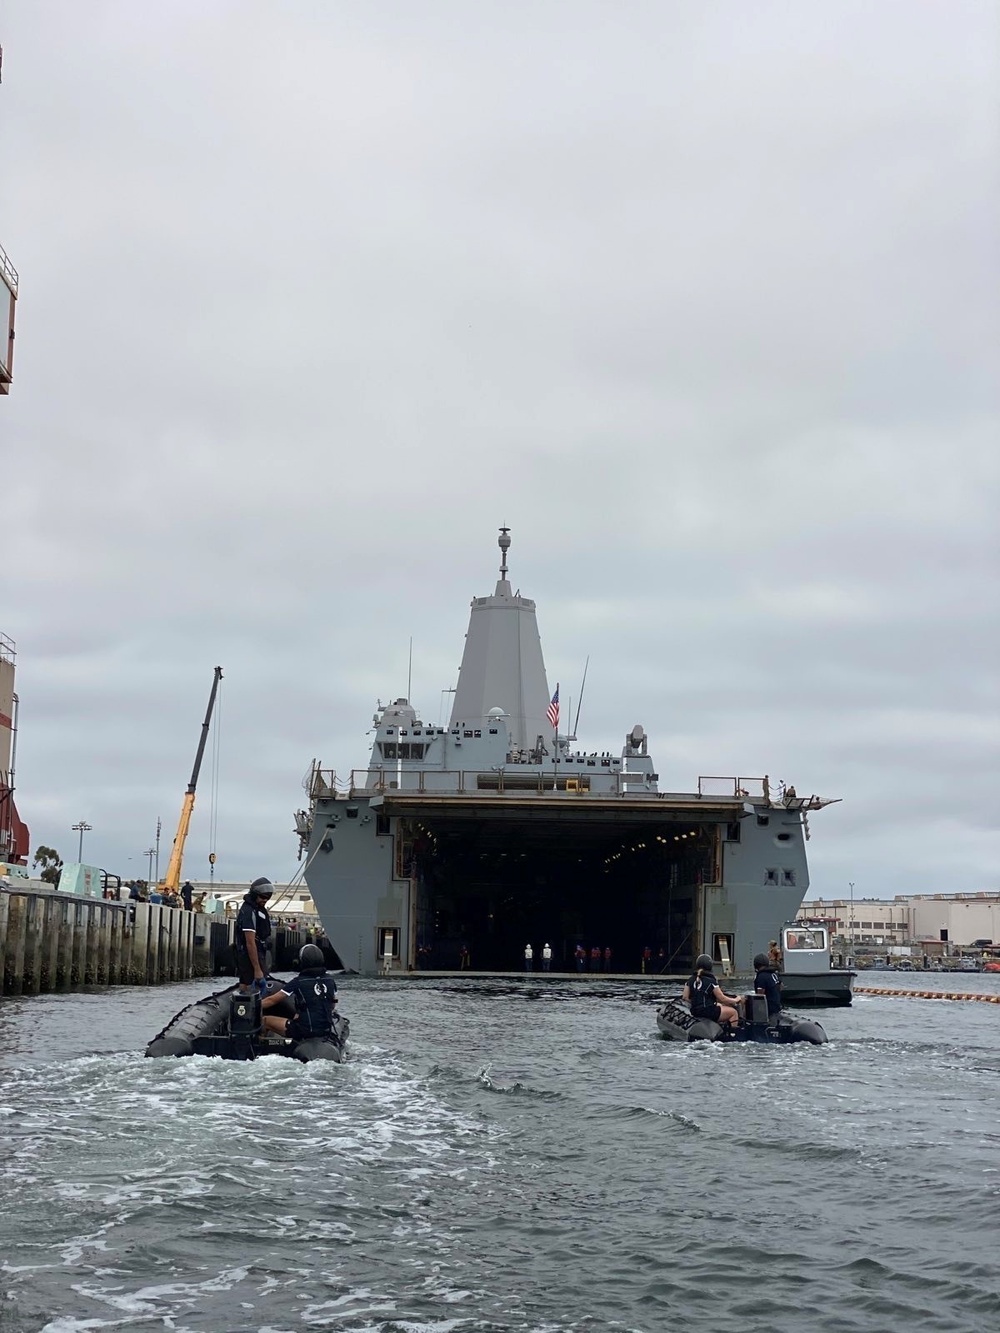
[754,966,782,1018]
[687,970,721,1021]
[278,969,338,1039]
[235,896,272,983]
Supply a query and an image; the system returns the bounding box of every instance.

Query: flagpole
[551,683,559,794]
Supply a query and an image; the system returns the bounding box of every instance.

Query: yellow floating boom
[856,986,1000,1004]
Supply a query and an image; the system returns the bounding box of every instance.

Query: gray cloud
[2,0,997,897]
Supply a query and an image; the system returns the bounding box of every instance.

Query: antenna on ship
[498,525,511,582]
[572,656,590,741]
[407,636,413,702]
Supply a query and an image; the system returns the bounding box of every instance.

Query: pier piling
[0,886,231,997]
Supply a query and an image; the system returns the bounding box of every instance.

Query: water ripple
[2,975,999,1332]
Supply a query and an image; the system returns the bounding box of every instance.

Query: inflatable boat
[145,979,349,1062]
[656,993,827,1045]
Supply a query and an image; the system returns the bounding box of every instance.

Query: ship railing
[698,776,769,800]
[0,242,17,298]
[347,769,637,797]
[309,768,339,799]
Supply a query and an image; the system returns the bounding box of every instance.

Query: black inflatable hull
[146,983,349,1062]
[656,999,827,1045]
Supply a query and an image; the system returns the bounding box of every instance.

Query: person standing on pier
[542,943,552,971]
[589,945,601,972]
[235,878,274,993]
[181,881,194,911]
[524,942,534,972]
[574,944,586,972]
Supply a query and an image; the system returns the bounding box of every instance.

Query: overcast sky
[2,1,997,899]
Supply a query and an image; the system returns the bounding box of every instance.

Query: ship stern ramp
[375,789,748,974]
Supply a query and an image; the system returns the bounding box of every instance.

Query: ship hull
[778,970,855,1006]
[304,786,809,977]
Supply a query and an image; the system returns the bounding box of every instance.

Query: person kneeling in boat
[683,954,742,1031]
[261,943,338,1042]
[753,952,783,1024]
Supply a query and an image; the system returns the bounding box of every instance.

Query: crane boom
[161,667,223,894]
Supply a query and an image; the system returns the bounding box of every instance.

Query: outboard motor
[743,992,773,1042]
[227,990,262,1060]
[230,991,261,1033]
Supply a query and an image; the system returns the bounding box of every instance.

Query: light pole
[72,821,93,861]
[145,847,156,887]
[848,881,855,946]
[154,817,162,885]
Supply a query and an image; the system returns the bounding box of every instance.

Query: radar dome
[487,706,507,718]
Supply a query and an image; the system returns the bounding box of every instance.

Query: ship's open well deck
[382,793,741,972]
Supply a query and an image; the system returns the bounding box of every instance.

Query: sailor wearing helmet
[262,943,338,1040]
[235,877,274,994]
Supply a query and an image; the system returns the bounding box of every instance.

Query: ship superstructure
[296,531,837,974]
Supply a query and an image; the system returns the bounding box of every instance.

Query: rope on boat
[856,987,1000,1004]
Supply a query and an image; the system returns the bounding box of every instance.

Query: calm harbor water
[1,974,998,1333]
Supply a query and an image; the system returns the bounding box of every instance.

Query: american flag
[546,685,560,730]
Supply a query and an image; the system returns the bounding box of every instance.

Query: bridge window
[725,822,741,842]
[765,868,779,885]
[782,869,796,886]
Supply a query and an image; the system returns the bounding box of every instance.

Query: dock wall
[0,888,234,996]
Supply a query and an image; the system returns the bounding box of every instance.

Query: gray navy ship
[295,530,837,975]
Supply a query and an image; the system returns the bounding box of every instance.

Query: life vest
[689,971,718,1017]
[754,968,782,1015]
[285,970,336,1035]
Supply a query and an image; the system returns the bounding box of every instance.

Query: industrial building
[799,892,1000,949]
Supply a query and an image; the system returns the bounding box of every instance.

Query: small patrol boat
[777,921,855,1006]
[145,979,350,1062]
[656,992,828,1045]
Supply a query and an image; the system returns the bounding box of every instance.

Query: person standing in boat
[235,877,274,994]
[753,952,783,1022]
[683,954,742,1031]
[261,943,338,1041]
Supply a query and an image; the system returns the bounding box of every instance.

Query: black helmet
[298,942,325,969]
[249,877,273,899]
[754,952,769,970]
[695,953,714,971]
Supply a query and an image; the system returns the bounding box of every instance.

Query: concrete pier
[0,886,235,997]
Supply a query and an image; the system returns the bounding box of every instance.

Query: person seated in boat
[683,954,742,1031]
[753,952,783,1023]
[261,943,338,1041]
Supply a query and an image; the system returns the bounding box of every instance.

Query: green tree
[32,846,63,886]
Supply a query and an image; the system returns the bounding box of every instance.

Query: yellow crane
[160,667,223,896]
